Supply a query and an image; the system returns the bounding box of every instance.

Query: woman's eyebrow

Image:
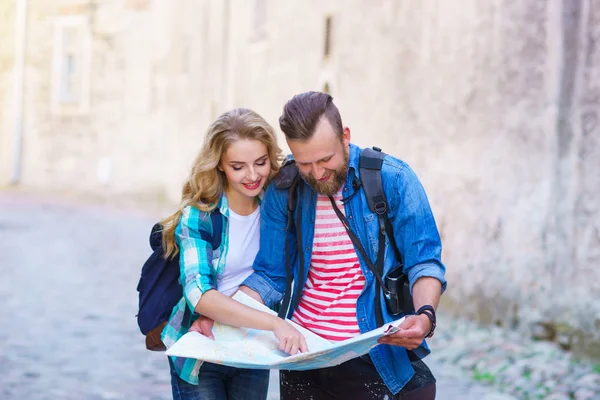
[228,154,268,164]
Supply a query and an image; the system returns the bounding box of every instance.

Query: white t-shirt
[217,206,261,296]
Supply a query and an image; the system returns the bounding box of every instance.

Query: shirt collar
[347,143,361,180]
[217,190,263,216]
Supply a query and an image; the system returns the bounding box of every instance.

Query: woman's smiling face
[219,138,271,200]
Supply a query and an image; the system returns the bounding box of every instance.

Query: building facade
[1,0,599,355]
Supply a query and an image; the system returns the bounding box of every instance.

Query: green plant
[473,369,496,384]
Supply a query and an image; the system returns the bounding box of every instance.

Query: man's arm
[241,182,294,308]
[391,163,446,294]
[238,285,264,305]
[412,276,442,313]
[378,162,445,348]
[378,277,442,348]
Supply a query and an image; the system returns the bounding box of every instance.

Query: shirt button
[348,215,353,219]
[305,246,310,251]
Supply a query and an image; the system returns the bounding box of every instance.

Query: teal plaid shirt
[161,196,231,384]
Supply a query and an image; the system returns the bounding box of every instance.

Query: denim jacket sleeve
[242,182,291,308]
[384,160,447,293]
[175,206,217,312]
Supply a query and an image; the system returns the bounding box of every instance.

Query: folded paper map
[165,291,405,370]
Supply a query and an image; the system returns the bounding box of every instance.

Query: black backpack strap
[359,148,404,264]
[209,209,223,250]
[360,147,388,216]
[290,183,305,313]
[359,147,409,327]
[359,147,387,327]
[152,207,223,256]
[274,159,301,319]
[193,209,222,251]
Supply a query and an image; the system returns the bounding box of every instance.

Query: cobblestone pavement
[1,190,531,400]
[426,317,600,400]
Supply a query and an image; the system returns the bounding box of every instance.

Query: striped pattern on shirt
[291,190,365,341]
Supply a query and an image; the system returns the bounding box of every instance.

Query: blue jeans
[169,359,270,400]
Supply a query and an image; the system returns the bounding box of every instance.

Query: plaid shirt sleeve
[175,206,217,312]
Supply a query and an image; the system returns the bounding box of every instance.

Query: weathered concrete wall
[220,0,600,353]
[0,0,598,354]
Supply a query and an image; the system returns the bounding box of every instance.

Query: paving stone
[2,190,596,400]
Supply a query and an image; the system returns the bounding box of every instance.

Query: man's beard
[301,148,349,196]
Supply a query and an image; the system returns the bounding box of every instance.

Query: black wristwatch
[416,305,436,338]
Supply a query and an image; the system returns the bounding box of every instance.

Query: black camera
[383,266,413,316]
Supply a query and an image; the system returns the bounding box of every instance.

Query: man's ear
[342,127,351,148]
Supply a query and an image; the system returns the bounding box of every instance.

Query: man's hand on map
[188,316,215,340]
[271,318,309,355]
[377,314,431,350]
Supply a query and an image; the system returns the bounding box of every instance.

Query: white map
[165,291,405,370]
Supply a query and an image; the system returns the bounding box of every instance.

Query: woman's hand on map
[187,308,308,354]
[188,316,215,340]
[271,318,309,355]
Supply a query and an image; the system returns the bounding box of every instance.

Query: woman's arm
[195,289,307,354]
[177,206,307,354]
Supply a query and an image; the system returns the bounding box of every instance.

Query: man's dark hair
[279,91,343,141]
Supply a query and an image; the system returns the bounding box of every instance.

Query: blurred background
[1,0,599,399]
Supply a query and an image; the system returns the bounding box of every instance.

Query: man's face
[287,117,351,196]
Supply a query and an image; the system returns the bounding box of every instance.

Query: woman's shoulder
[179,204,214,230]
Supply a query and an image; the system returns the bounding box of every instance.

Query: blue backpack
[136,210,222,350]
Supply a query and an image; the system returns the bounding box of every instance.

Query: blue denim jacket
[243,143,446,394]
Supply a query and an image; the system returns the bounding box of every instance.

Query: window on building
[51,15,91,115]
[324,16,332,59]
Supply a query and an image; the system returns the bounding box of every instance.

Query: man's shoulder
[381,152,410,174]
[272,157,299,191]
[365,149,424,197]
[352,143,409,172]
[263,167,295,210]
[355,145,410,178]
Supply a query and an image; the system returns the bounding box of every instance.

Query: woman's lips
[243,179,261,190]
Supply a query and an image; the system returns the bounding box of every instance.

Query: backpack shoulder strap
[359,147,403,262]
[273,158,301,319]
[209,209,223,250]
[274,158,300,216]
[152,207,223,254]
[359,147,388,215]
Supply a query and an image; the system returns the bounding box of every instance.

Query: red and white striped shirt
[291,190,365,341]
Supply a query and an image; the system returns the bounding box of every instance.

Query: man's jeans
[169,359,270,400]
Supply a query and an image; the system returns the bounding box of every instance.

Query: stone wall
[0,0,598,355]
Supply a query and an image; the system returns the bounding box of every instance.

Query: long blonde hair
[160,108,283,258]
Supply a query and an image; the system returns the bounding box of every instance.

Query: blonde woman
[160,108,307,400]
